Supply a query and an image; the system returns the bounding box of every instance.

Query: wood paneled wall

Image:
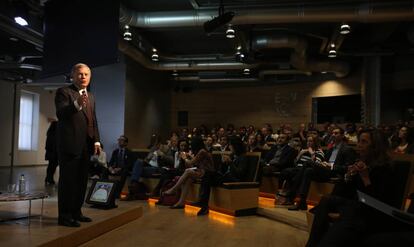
[171,76,360,131]
[124,57,172,148]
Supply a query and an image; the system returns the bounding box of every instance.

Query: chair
[209,152,261,216]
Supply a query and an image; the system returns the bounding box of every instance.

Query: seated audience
[344,123,358,144]
[163,137,214,212]
[306,129,403,247]
[246,134,261,152]
[263,133,297,176]
[279,136,325,209]
[256,133,270,150]
[130,136,178,186]
[283,127,355,209]
[262,125,275,143]
[391,125,414,154]
[220,137,249,182]
[204,136,214,152]
[152,139,189,197]
[214,135,230,151]
[293,123,307,148]
[108,135,134,197]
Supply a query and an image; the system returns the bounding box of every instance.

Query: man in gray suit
[55,63,100,227]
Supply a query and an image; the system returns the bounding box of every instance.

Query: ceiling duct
[252,34,350,77]
[0,63,42,71]
[119,40,258,71]
[120,1,414,28]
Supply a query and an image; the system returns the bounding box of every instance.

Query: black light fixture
[123,25,132,41]
[340,23,351,35]
[328,49,337,58]
[225,25,235,39]
[203,0,235,34]
[151,48,159,61]
[12,1,29,26]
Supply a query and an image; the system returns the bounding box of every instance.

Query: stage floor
[0,196,142,247]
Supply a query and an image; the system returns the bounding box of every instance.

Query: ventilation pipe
[118,40,258,71]
[120,1,414,28]
[252,34,350,77]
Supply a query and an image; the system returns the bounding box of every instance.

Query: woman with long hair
[163,136,214,209]
[306,129,397,247]
[392,126,414,154]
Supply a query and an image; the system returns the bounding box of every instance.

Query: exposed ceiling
[0,0,413,83]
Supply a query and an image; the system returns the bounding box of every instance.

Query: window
[18,91,39,151]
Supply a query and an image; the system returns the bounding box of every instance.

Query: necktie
[118,149,124,167]
[83,91,94,138]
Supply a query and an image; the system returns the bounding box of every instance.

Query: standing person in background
[55,63,100,227]
[45,118,58,185]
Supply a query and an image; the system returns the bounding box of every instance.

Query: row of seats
[125,149,414,216]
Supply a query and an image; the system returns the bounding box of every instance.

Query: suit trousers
[58,140,91,219]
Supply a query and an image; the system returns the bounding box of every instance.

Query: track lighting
[14,16,28,26]
[340,24,351,35]
[123,25,132,41]
[226,25,235,39]
[328,49,337,58]
[151,53,159,62]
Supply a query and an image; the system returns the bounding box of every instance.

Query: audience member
[263,133,297,175]
[279,136,325,209]
[163,137,214,213]
[306,130,399,247]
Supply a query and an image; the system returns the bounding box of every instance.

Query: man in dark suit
[108,135,134,197]
[263,133,297,175]
[55,63,100,227]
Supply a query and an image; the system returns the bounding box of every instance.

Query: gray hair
[71,63,90,76]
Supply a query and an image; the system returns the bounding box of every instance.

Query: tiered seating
[208,152,261,216]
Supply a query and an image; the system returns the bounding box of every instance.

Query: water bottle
[18,174,26,195]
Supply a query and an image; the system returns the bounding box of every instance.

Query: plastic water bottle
[18,174,26,195]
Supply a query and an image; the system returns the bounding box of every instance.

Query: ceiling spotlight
[330,43,335,48]
[151,53,159,61]
[237,45,242,50]
[239,53,245,58]
[243,68,250,75]
[226,25,235,39]
[152,48,157,53]
[328,49,337,58]
[14,16,28,26]
[340,24,351,35]
[123,25,132,41]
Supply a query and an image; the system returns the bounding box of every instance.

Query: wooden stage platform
[0,197,143,247]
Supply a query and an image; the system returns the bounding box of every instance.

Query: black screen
[316,94,361,123]
[42,0,119,77]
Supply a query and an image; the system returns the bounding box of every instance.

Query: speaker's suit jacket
[55,84,100,156]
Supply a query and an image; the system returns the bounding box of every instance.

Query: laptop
[357,190,414,226]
